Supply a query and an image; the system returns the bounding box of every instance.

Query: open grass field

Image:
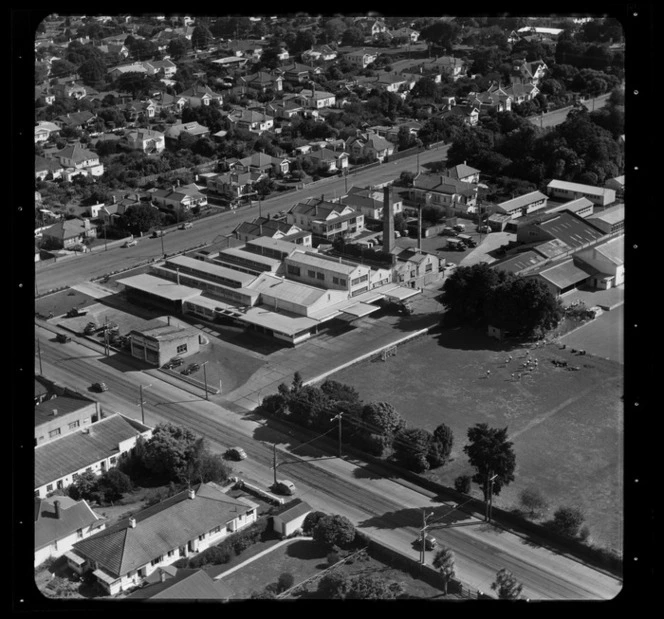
[330,326,623,555]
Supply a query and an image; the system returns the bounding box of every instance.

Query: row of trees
[261,374,454,473]
[440,263,564,340]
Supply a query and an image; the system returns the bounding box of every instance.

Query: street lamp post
[201,361,209,401]
[331,411,344,457]
[139,383,152,425]
[420,509,434,565]
[486,473,498,522]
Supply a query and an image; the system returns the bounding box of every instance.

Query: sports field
[331,327,624,554]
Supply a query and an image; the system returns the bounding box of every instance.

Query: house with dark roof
[237,71,283,93]
[439,104,479,126]
[125,567,221,599]
[67,482,258,595]
[304,147,349,173]
[346,132,394,162]
[149,183,207,212]
[35,156,64,181]
[34,413,153,499]
[301,45,338,63]
[41,218,98,250]
[233,216,309,245]
[54,110,96,129]
[205,169,266,202]
[179,83,224,107]
[52,143,104,180]
[226,109,274,134]
[233,151,290,176]
[164,121,210,141]
[35,496,106,567]
[445,162,481,184]
[409,173,478,214]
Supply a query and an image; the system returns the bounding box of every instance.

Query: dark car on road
[181,363,201,375]
[92,382,108,392]
[413,534,437,550]
[56,333,71,343]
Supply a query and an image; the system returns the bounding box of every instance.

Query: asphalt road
[35,145,451,294]
[35,326,622,600]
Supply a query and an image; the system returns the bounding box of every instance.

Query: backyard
[330,326,623,555]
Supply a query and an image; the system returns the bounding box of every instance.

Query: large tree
[392,427,433,472]
[191,24,213,50]
[345,574,404,600]
[117,203,163,235]
[463,423,516,515]
[141,422,200,482]
[312,514,356,548]
[419,21,460,54]
[428,423,454,469]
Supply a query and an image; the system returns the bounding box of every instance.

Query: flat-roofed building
[586,204,625,235]
[118,273,202,313]
[546,197,594,218]
[35,413,153,499]
[495,190,548,220]
[547,179,616,207]
[284,250,372,296]
[128,323,200,367]
[244,236,303,261]
[213,246,282,274]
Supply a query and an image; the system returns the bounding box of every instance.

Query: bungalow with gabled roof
[179,83,223,107]
[149,183,208,211]
[67,482,258,595]
[409,173,478,213]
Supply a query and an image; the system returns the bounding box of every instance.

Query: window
[425,263,433,272]
[57,480,63,489]
[287,265,300,276]
[198,534,206,541]
[316,272,324,280]
[167,550,174,558]
[68,420,80,430]
[308,270,316,278]
[77,528,84,539]
[211,526,221,535]
[110,456,117,465]
[46,484,53,493]
[151,557,162,566]
[339,279,346,286]
[332,277,339,285]
[73,473,80,481]
[176,344,187,354]
[49,428,61,438]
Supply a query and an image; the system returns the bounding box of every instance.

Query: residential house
[164,121,210,141]
[34,121,61,144]
[469,86,513,112]
[439,104,479,126]
[444,162,481,184]
[287,198,365,240]
[409,173,479,214]
[227,110,274,134]
[279,62,323,84]
[205,169,266,202]
[343,49,378,68]
[393,248,442,288]
[150,183,208,212]
[268,98,305,120]
[41,218,98,249]
[301,45,338,63]
[510,59,548,85]
[221,39,264,60]
[53,143,104,179]
[125,128,165,154]
[35,156,63,181]
[502,82,539,104]
[35,389,102,446]
[237,71,283,93]
[346,132,395,162]
[419,56,467,80]
[54,111,97,131]
[233,152,290,176]
[305,148,349,173]
[35,84,56,106]
[108,63,149,79]
[123,98,158,122]
[67,482,258,595]
[94,43,130,59]
[35,496,106,567]
[152,90,187,114]
[52,82,88,99]
[34,413,153,499]
[233,216,309,245]
[179,83,223,107]
[387,27,420,43]
[295,86,336,109]
[371,72,416,95]
[341,185,403,220]
[143,58,178,78]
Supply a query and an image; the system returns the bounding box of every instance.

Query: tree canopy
[312,514,356,548]
[464,423,516,500]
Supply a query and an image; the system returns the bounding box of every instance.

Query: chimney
[52,408,58,417]
[188,488,195,500]
[382,186,394,255]
[176,268,180,285]
[160,571,167,583]
[129,517,136,528]
[112,194,117,204]
[54,500,61,519]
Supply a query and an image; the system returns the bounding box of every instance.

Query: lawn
[213,538,448,600]
[330,327,623,555]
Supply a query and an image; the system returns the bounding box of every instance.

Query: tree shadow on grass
[351,463,402,481]
[434,325,524,353]
[285,539,329,560]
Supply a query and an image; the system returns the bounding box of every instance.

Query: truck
[66,307,87,318]
[441,226,458,236]
[446,238,466,251]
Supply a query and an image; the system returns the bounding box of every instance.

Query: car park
[272,480,296,495]
[225,447,247,461]
[477,225,491,234]
[163,357,185,370]
[441,226,458,236]
[92,382,108,392]
[457,234,477,248]
[413,534,437,550]
[446,238,466,251]
[453,223,466,232]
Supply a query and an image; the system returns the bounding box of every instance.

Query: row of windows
[350,274,369,286]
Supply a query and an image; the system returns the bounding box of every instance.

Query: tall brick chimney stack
[382,186,394,255]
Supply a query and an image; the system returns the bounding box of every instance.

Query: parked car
[225,447,247,461]
[181,363,201,375]
[413,534,437,550]
[92,382,108,392]
[453,223,466,232]
[477,225,491,234]
[84,322,97,335]
[272,480,296,496]
[123,239,137,247]
[163,357,184,369]
[55,333,71,343]
[66,308,87,318]
[441,226,457,236]
[151,230,164,238]
[179,222,193,230]
[446,238,466,251]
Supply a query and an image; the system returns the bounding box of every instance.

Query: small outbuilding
[272,499,312,538]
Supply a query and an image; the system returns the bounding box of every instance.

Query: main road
[35,145,450,293]
[35,327,622,600]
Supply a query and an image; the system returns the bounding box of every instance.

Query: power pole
[332,412,344,457]
[202,362,208,400]
[36,338,43,375]
[273,443,278,485]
